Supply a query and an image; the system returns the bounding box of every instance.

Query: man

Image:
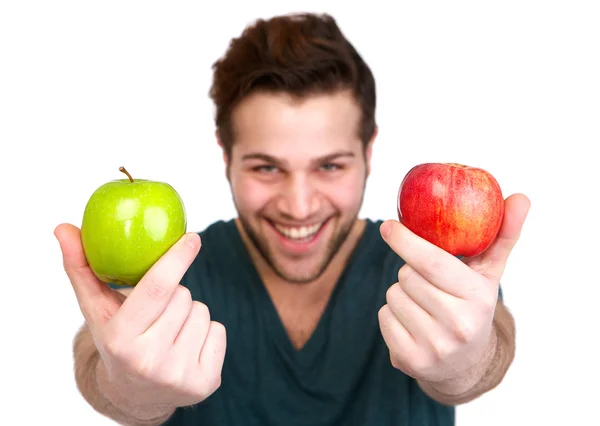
[55,12,530,426]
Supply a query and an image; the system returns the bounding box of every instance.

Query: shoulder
[362,218,405,261]
[197,218,236,241]
[357,218,407,281]
[184,219,239,273]
[181,219,244,298]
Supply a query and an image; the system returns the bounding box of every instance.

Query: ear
[216,131,231,180]
[364,125,378,177]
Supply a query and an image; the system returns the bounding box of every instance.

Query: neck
[236,217,367,350]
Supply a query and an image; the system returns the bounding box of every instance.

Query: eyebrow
[242,151,356,167]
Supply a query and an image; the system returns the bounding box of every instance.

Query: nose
[277,174,320,220]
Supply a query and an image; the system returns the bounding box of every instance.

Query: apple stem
[119,167,134,183]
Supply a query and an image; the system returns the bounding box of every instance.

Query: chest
[176,252,454,423]
[166,311,455,426]
[273,294,330,350]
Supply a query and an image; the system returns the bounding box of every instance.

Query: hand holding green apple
[81,167,187,286]
[54,168,227,413]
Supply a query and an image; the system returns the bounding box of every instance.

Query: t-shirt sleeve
[108,282,133,290]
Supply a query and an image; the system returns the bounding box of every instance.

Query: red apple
[397,163,504,257]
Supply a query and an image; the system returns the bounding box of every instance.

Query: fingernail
[185,233,200,249]
[380,221,392,239]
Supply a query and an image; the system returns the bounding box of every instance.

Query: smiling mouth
[269,220,327,242]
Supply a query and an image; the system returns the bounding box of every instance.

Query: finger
[466,193,531,281]
[174,301,211,358]
[54,223,119,326]
[398,263,482,323]
[398,264,458,320]
[143,285,193,344]
[194,321,227,399]
[398,265,491,343]
[378,304,417,373]
[386,281,437,344]
[380,220,480,299]
[114,232,201,337]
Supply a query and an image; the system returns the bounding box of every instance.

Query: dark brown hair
[209,13,377,156]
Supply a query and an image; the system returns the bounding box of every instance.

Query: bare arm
[417,300,516,405]
[73,321,175,426]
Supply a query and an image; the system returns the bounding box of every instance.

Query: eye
[320,163,341,172]
[253,165,279,174]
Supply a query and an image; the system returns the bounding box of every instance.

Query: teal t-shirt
[156,218,456,426]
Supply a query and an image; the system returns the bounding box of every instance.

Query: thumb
[466,193,531,281]
[54,223,116,326]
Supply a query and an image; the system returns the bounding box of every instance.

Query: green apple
[81,167,187,286]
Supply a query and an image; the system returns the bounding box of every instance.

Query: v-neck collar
[224,218,378,363]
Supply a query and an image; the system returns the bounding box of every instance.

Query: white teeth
[274,222,322,240]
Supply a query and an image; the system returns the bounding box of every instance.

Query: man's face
[222,90,374,284]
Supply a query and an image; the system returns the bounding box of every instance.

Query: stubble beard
[231,172,367,284]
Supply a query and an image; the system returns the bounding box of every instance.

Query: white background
[1,1,599,425]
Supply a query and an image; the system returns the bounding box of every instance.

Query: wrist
[418,302,516,405]
[95,358,176,423]
[420,324,499,397]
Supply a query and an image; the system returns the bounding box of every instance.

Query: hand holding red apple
[378,162,530,390]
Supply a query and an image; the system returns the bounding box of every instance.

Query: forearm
[73,323,176,426]
[417,300,516,405]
